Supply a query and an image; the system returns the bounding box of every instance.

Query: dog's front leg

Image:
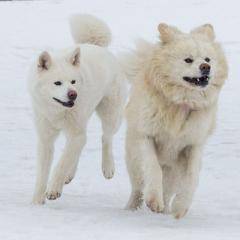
[46,132,86,200]
[171,145,202,219]
[32,123,59,205]
[141,137,164,213]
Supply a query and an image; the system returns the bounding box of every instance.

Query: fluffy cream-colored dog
[122,23,228,218]
[28,14,126,204]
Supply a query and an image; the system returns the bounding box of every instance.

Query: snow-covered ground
[0,0,239,239]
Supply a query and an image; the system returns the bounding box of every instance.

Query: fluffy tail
[69,14,111,47]
[119,39,154,83]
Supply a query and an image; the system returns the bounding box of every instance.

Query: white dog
[29,14,126,204]
[122,23,228,218]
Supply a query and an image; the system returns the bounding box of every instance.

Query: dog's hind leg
[32,118,59,205]
[96,79,126,179]
[126,133,164,212]
[125,131,144,210]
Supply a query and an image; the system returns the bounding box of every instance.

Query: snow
[0,0,239,239]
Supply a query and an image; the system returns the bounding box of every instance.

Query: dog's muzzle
[53,90,77,108]
[183,75,209,87]
[53,97,75,108]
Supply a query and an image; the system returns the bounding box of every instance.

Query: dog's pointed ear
[38,51,51,71]
[70,47,80,66]
[191,24,215,41]
[158,23,182,43]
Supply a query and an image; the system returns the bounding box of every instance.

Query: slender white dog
[29,14,126,204]
[122,23,228,218]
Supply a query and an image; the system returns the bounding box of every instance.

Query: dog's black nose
[200,63,211,75]
[68,90,77,101]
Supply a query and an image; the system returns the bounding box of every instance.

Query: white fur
[29,15,126,204]
[70,14,111,47]
[122,23,228,218]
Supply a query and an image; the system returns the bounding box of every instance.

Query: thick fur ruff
[29,15,126,205]
[70,14,111,47]
[123,23,228,218]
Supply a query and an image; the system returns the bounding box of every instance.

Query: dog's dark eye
[184,58,193,63]
[205,57,210,63]
[71,80,76,84]
[54,81,62,86]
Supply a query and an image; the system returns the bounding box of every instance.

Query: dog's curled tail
[69,14,111,47]
[119,39,154,84]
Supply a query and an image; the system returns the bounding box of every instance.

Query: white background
[0,0,239,239]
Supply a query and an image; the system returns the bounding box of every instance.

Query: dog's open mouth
[53,97,75,108]
[183,75,209,87]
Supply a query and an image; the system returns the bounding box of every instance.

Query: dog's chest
[153,133,192,165]
[150,109,213,165]
[48,110,85,133]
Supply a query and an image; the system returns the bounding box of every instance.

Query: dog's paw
[145,192,164,213]
[173,208,188,219]
[171,194,190,219]
[64,176,74,185]
[160,205,171,215]
[46,182,62,201]
[46,191,61,200]
[32,195,45,205]
[64,165,77,184]
[102,160,115,179]
[125,191,143,211]
[125,203,141,211]
[47,176,65,200]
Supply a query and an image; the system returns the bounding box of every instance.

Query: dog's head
[31,47,81,110]
[148,23,228,108]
